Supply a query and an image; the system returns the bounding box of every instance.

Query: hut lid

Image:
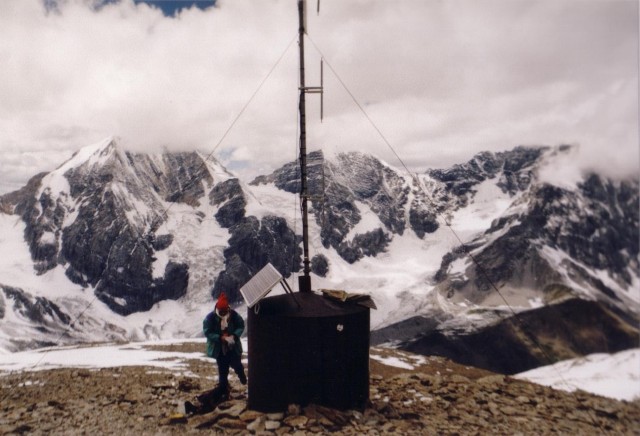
[252,291,371,318]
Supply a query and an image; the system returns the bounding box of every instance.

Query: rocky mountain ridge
[251,150,438,263]
[0,139,637,378]
[0,139,302,317]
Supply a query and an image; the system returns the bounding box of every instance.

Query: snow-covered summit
[0,141,637,380]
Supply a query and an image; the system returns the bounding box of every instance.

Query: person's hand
[223,335,235,345]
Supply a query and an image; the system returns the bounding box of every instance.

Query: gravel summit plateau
[1,342,639,435]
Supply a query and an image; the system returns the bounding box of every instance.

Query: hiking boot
[239,371,247,385]
[217,384,231,402]
[184,401,198,415]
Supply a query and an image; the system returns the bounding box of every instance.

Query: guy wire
[306,33,605,430]
[0,32,297,404]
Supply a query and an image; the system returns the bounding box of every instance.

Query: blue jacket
[203,309,244,359]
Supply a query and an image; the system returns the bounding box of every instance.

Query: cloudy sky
[0,0,638,194]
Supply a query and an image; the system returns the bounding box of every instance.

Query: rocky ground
[1,343,639,435]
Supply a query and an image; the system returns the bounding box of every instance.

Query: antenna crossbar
[300,86,323,93]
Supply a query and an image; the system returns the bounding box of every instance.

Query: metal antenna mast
[247,1,371,414]
[297,0,310,292]
[297,0,322,293]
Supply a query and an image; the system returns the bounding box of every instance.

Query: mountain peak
[0,141,637,379]
[56,136,121,174]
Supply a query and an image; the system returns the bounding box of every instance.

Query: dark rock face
[318,182,362,250]
[251,146,548,262]
[251,153,304,195]
[435,171,639,309]
[252,151,412,261]
[0,285,71,326]
[213,215,302,303]
[427,146,545,206]
[209,178,246,228]
[4,173,65,274]
[436,223,563,302]
[564,176,638,279]
[401,299,640,374]
[311,254,329,277]
[409,198,439,238]
[130,152,213,207]
[337,228,392,264]
[96,261,189,316]
[151,234,174,251]
[60,188,129,287]
[58,151,191,315]
[28,190,66,274]
[428,151,503,198]
[0,172,47,215]
[386,147,639,367]
[0,140,306,315]
[331,153,409,236]
[0,141,197,316]
[333,153,409,235]
[496,146,544,194]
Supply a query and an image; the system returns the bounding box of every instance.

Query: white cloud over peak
[0,0,637,193]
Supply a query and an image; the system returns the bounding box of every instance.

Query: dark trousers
[216,352,245,389]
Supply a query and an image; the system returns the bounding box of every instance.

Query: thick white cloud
[0,0,637,193]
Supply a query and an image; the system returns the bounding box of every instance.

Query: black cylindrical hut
[247,291,370,412]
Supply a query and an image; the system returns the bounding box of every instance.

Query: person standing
[203,292,247,393]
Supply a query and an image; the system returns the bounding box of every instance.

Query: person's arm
[231,311,245,339]
[203,314,221,342]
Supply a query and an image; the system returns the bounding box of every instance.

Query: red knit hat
[215,292,229,310]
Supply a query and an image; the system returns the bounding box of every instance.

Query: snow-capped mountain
[0,137,308,351]
[0,138,637,375]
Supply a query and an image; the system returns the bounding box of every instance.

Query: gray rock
[264,420,281,430]
[310,254,329,277]
[210,178,246,228]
